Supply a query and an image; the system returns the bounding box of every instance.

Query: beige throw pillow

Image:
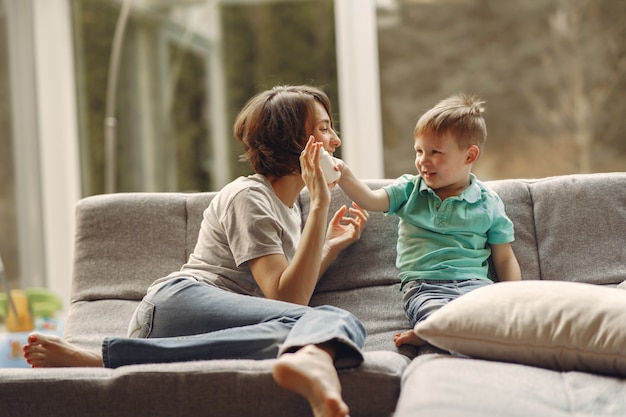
[414,280,626,376]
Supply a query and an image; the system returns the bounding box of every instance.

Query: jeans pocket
[126,299,156,338]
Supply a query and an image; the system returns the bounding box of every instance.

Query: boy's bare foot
[393,329,427,347]
[23,332,103,368]
[273,344,350,417]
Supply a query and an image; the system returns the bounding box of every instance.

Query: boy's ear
[466,145,480,164]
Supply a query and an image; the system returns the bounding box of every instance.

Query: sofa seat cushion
[414,280,626,376]
[394,354,626,417]
[65,285,419,357]
[2,351,408,417]
[311,283,417,357]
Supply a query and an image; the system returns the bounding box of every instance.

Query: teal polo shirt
[384,174,515,287]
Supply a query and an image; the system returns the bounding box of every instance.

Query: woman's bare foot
[23,332,103,368]
[273,344,349,417]
[393,329,427,347]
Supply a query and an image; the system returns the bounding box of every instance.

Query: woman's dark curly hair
[234,85,333,177]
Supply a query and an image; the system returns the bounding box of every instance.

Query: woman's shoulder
[218,174,272,202]
[209,174,284,222]
[221,173,268,191]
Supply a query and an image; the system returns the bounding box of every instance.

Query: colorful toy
[0,256,64,368]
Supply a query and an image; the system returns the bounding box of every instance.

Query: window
[0,2,18,290]
[1,0,79,306]
[376,0,626,180]
[71,0,340,195]
[2,0,622,307]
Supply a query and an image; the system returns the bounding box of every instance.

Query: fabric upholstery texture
[3,173,626,417]
[394,354,626,417]
[2,352,407,417]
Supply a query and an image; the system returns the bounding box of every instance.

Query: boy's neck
[433,176,472,201]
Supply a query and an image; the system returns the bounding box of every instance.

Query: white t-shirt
[149,174,302,297]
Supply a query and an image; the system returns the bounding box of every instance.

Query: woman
[23,85,369,417]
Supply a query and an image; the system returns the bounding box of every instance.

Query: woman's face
[310,101,341,155]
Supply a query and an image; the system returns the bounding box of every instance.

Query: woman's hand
[325,202,369,255]
[300,137,331,209]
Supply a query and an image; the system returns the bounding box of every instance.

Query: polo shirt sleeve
[384,175,415,215]
[487,193,515,245]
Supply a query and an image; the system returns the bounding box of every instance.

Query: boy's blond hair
[414,94,487,150]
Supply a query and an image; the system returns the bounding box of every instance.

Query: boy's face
[413,133,478,197]
[311,101,341,155]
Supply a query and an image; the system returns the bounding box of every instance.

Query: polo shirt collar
[418,173,481,203]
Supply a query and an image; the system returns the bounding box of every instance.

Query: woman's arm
[250,140,332,305]
[490,243,522,282]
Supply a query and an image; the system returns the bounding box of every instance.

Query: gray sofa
[2,173,626,417]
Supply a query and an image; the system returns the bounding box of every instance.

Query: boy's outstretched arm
[490,243,522,282]
[337,162,390,212]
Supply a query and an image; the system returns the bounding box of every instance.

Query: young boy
[338,94,521,347]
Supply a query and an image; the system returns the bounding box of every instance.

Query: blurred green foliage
[71,0,337,195]
[378,0,626,179]
[69,0,626,195]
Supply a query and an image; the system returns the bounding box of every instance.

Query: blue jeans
[102,278,366,369]
[402,279,492,327]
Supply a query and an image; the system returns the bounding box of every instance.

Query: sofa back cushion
[298,180,400,293]
[525,173,626,285]
[71,192,214,302]
[71,173,626,304]
[490,173,626,285]
[486,179,540,281]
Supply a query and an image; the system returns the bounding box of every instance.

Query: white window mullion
[32,0,80,309]
[4,0,46,290]
[334,0,384,179]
